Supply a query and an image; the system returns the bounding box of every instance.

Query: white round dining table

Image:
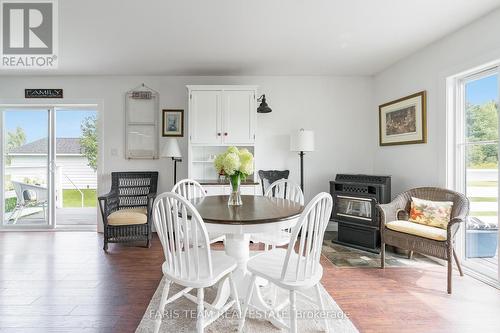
[190,195,303,311]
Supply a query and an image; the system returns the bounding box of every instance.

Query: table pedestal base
[212,234,272,313]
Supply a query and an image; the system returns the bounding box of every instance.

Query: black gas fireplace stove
[330,174,391,253]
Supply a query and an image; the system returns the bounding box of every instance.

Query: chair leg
[228,273,241,317]
[314,284,329,333]
[239,274,257,332]
[408,250,413,260]
[380,242,385,269]
[197,288,205,333]
[103,239,108,252]
[447,257,452,294]
[290,290,298,333]
[453,249,464,277]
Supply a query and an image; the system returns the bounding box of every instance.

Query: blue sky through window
[466,74,498,106]
[4,109,97,143]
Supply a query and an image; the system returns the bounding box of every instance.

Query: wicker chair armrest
[98,191,118,221]
[98,191,117,202]
[377,195,408,225]
[448,216,465,227]
[447,193,469,240]
[146,192,157,218]
[377,203,396,225]
[147,192,157,207]
[447,216,466,241]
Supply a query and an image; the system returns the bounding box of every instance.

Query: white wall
[373,8,500,196]
[0,75,375,228]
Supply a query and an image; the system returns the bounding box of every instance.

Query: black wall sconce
[257,94,272,113]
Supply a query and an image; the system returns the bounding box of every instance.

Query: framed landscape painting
[162,109,184,137]
[379,91,427,146]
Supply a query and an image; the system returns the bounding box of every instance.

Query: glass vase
[228,174,242,206]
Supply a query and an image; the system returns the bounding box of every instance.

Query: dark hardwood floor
[0,232,499,332]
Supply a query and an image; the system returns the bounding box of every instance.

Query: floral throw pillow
[409,197,454,230]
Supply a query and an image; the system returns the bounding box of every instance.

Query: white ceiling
[4,0,500,76]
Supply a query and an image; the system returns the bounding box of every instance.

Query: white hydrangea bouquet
[214,146,254,206]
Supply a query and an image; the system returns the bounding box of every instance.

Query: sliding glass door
[456,67,499,282]
[1,107,98,229]
[1,108,54,228]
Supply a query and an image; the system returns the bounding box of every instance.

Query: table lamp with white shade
[290,128,315,192]
[161,138,182,185]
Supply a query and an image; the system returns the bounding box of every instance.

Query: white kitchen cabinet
[190,90,221,144]
[188,86,257,145]
[223,90,256,144]
[187,85,259,190]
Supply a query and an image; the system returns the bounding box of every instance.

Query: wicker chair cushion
[386,220,447,241]
[108,207,148,226]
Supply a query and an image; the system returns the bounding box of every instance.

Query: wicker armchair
[98,172,158,251]
[377,187,469,294]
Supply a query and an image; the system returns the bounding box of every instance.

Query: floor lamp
[290,129,315,193]
[161,138,182,186]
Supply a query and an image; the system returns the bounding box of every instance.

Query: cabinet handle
[217,133,221,136]
[224,132,228,136]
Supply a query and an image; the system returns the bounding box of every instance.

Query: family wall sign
[25,89,64,98]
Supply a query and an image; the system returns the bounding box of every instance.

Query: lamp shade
[290,129,315,152]
[161,138,182,158]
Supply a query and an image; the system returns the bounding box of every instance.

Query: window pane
[465,74,499,143]
[464,72,499,275]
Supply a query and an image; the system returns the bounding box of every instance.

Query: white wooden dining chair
[251,179,304,251]
[240,192,333,333]
[152,192,240,333]
[172,179,225,244]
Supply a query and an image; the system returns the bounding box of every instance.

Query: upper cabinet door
[190,90,222,144]
[222,90,256,144]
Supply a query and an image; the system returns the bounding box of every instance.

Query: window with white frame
[448,63,499,282]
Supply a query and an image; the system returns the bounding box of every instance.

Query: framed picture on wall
[379,91,427,146]
[162,109,184,137]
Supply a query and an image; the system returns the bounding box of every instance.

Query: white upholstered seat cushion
[386,220,447,241]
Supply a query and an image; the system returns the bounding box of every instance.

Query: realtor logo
[1,0,58,69]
